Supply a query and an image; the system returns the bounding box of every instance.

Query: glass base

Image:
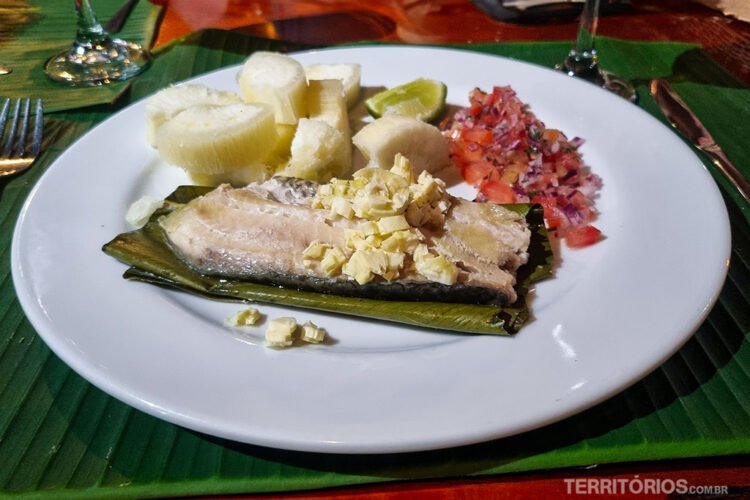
[45,37,150,87]
[557,58,638,103]
[598,68,638,103]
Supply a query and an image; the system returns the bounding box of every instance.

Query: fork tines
[0,97,43,161]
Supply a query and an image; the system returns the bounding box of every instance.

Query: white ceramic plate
[12,47,730,454]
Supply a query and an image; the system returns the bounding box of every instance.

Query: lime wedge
[365,78,447,122]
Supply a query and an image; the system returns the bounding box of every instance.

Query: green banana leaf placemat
[0,0,162,112]
[1,31,749,498]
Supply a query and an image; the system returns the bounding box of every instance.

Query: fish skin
[160,177,530,305]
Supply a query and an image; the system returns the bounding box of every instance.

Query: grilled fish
[160,176,531,305]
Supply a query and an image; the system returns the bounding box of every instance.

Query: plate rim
[10,45,732,454]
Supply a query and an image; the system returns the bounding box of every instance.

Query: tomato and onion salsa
[441,86,602,247]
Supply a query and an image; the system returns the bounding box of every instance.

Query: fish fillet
[160,177,531,304]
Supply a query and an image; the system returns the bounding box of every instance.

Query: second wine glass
[44,0,150,86]
[558,0,636,102]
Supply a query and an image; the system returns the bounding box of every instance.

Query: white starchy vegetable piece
[225,308,262,327]
[265,317,297,348]
[155,103,278,182]
[125,196,162,228]
[238,51,308,125]
[267,124,297,166]
[144,84,242,147]
[281,118,350,182]
[306,79,352,173]
[305,63,361,108]
[307,79,349,132]
[300,321,326,343]
[352,115,452,175]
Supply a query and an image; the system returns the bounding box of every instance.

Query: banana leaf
[102,186,553,335]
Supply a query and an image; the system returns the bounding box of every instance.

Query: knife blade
[650,78,750,204]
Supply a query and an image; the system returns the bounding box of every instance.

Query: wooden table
[151,1,750,498]
[153,0,750,85]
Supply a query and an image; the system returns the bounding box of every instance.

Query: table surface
[153,0,750,86]
[151,0,750,498]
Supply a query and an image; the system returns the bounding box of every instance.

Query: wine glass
[44,0,150,86]
[558,0,637,102]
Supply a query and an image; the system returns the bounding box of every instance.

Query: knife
[650,79,750,204]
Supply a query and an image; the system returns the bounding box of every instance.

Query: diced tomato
[441,85,603,246]
[468,102,484,117]
[531,195,554,211]
[489,86,503,103]
[532,196,564,229]
[461,127,494,145]
[565,225,602,248]
[449,140,483,169]
[479,176,515,203]
[460,143,485,164]
[462,160,495,186]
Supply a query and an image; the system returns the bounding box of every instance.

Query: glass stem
[75,0,108,43]
[563,0,601,78]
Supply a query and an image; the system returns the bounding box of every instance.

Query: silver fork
[0,98,44,177]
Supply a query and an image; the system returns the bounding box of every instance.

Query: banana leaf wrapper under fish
[103,185,553,335]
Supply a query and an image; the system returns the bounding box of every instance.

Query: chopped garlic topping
[405,168,449,228]
[225,307,262,327]
[342,249,376,284]
[265,317,297,347]
[329,196,354,219]
[302,241,327,260]
[377,214,410,234]
[380,229,421,253]
[314,167,409,220]
[413,244,459,285]
[342,247,404,284]
[310,154,457,286]
[300,321,326,343]
[390,153,415,183]
[352,170,409,219]
[359,220,379,236]
[303,241,347,277]
[320,246,347,276]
